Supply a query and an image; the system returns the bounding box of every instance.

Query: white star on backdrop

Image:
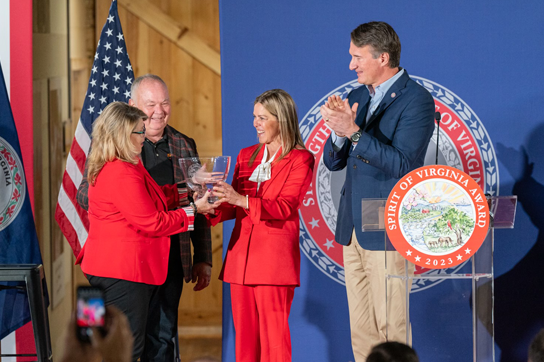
[309,218,320,229]
[323,239,335,250]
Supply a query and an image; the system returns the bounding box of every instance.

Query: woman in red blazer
[211,89,315,362]
[76,102,215,360]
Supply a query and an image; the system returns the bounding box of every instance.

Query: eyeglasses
[132,126,146,135]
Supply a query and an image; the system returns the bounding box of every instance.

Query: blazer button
[353,164,357,169]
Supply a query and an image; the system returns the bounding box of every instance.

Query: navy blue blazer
[324,70,435,250]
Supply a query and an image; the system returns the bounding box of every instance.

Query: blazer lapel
[364,71,409,132]
[354,93,371,129]
[259,152,293,196]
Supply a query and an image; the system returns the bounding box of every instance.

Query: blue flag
[0,61,45,340]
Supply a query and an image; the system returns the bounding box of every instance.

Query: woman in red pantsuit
[210,89,315,362]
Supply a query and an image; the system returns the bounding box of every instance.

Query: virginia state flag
[0,61,45,340]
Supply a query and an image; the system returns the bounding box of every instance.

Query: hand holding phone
[61,303,133,362]
[91,305,134,362]
[62,286,133,362]
[76,286,106,343]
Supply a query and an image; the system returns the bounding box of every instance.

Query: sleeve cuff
[182,206,195,231]
[331,132,347,151]
[247,196,261,225]
[177,182,190,207]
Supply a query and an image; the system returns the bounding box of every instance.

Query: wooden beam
[118,0,221,75]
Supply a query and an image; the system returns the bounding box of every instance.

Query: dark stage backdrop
[218,1,544,361]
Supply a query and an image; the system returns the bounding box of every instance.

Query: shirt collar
[366,68,405,101]
[145,132,168,145]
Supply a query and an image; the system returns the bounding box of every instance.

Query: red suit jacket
[76,159,193,285]
[211,145,315,286]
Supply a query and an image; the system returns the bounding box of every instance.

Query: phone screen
[76,286,105,342]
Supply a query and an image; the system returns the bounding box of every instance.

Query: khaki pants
[343,230,414,361]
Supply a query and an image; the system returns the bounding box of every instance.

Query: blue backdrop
[218,1,544,361]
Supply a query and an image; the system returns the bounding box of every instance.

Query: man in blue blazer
[321,22,435,361]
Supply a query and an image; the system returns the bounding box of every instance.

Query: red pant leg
[254,285,295,362]
[230,283,260,362]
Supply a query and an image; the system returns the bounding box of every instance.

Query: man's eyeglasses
[132,126,146,135]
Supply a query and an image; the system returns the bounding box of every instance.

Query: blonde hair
[249,89,306,166]
[87,102,148,185]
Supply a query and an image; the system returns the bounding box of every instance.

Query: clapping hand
[319,95,359,137]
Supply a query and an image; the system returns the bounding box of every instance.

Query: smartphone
[76,286,106,343]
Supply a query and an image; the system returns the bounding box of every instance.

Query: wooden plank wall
[33,0,73,358]
[88,0,224,327]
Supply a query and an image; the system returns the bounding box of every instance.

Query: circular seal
[298,76,499,288]
[384,165,489,269]
[0,136,26,231]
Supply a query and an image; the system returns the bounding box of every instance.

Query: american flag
[55,0,134,256]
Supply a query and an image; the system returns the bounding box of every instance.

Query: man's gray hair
[130,74,168,101]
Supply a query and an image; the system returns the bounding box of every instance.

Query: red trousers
[230,284,295,362]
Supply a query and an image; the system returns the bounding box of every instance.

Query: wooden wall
[33,0,73,358]
[25,0,222,360]
[71,0,224,330]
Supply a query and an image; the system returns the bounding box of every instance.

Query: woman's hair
[87,102,148,185]
[249,89,306,166]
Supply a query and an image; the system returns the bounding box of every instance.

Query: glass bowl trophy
[178,156,231,203]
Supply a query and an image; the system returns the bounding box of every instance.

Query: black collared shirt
[141,134,174,186]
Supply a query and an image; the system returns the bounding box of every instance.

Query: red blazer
[211,145,315,286]
[76,159,193,285]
